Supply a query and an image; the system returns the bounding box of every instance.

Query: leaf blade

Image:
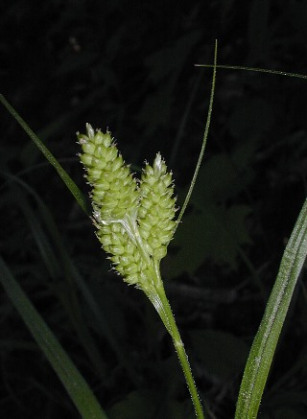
[0,256,108,419]
[0,94,89,214]
[235,198,307,418]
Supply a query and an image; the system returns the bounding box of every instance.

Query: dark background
[1,0,307,418]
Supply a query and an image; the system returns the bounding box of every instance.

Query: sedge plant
[78,125,205,418]
[1,41,307,418]
[74,42,217,419]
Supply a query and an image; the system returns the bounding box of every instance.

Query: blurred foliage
[0,0,307,418]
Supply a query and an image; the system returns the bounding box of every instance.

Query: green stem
[175,39,217,230]
[146,262,205,419]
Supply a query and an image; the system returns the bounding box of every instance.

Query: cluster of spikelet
[78,124,177,289]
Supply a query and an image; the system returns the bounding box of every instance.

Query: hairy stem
[146,262,205,419]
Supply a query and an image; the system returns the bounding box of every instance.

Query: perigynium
[77,123,177,293]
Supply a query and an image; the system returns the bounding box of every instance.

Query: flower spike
[78,124,205,419]
[138,153,177,260]
[78,124,177,288]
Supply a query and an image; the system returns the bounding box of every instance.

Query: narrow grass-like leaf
[14,189,107,379]
[235,198,307,419]
[19,193,60,279]
[176,40,217,229]
[0,256,108,419]
[0,93,88,214]
[194,64,307,81]
[1,170,140,386]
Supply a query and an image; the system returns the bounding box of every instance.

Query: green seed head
[78,124,177,286]
[96,222,147,286]
[78,124,139,221]
[139,153,177,260]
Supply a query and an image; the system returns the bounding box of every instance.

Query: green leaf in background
[192,149,256,206]
[0,256,108,419]
[189,329,249,381]
[139,31,202,136]
[107,391,156,419]
[165,204,251,277]
[107,390,192,419]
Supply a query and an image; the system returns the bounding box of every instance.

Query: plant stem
[146,262,205,419]
[175,39,217,231]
